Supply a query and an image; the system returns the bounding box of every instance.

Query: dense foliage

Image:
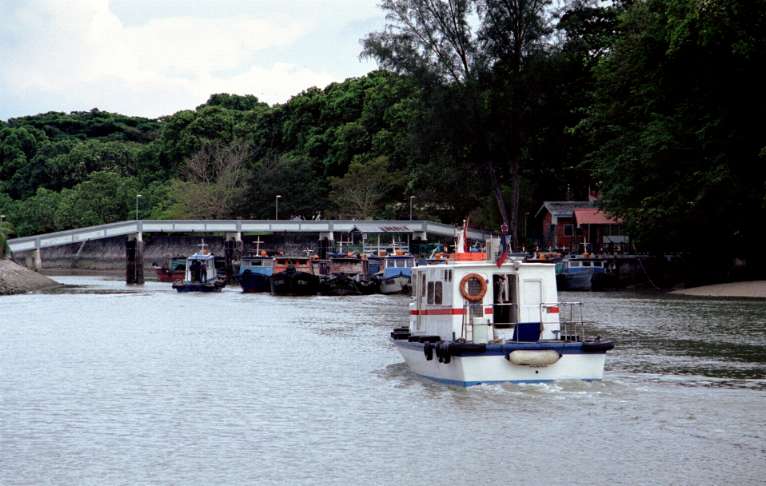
[1,0,764,275]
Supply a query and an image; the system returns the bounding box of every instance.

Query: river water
[1,276,765,485]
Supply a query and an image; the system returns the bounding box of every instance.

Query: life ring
[459,273,487,302]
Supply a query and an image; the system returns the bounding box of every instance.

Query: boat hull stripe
[409,307,495,316]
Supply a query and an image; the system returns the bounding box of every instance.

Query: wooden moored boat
[270,256,319,296]
[238,255,274,293]
[319,255,378,296]
[152,256,186,282]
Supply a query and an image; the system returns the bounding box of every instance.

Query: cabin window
[594,261,602,267]
[570,261,580,267]
[563,224,573,236]
[434,282,443,305]
[427,282,435,304]
[582,261,591,267]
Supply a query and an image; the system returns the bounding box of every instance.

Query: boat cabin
[410,260,562,344]
[184,253,218,284]
[382,255,414,275]
[239,255,274,276]
[273,257,314,274]
[329,255,368,275]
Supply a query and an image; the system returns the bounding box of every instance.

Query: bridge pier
[33,248,42,272]
[224,232,240,283]
[126,233,144,285]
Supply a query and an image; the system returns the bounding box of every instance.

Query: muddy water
[1,277,764,485]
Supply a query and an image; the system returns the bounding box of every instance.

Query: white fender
[508,350,561,367]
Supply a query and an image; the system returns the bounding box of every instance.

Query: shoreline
[0,259,63,295]
[671,281,766,299]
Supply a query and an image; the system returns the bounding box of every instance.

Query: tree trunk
[509,155,521,251]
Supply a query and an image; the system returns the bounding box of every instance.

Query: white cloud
[0,0,377,118]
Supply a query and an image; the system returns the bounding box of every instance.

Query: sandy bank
[671,281,766,298]
[0,259,62,295]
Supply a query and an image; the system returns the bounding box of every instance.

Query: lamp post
[409,195,415,220]
[275,195,282,220]
[135,194,143,221]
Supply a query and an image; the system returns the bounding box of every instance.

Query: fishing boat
[376,254,415,294]
[238,254,274,293]
[152,256,186,282]
[270,256,319,296]
[319,255,378,296]
[556,256,620,291]
[390,242,614,386]
[172,244,225,292]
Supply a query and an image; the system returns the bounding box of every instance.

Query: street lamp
[275,195,282,220]
[135,194,143,221]
[409,195,415,220]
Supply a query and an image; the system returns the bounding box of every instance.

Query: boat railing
[487,301,588,342]
[543,302,587,342]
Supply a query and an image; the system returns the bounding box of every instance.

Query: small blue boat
[238,255,274,293]
[377,254,415,294]
[556,257,617,290]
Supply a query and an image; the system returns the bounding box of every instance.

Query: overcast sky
[0,0,385,120]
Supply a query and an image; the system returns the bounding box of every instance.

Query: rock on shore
[0,259,62,295]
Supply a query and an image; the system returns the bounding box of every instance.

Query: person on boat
[190,260,200,282]
[200,261,207,282]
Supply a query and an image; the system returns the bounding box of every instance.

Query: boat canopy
[188,253,215,261]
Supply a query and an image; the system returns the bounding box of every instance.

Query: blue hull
[239,271,271,293]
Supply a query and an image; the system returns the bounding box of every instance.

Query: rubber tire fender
[424,342,434,361]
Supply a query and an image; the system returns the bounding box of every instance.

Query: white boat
[391,249,614,386]
[172,242,225,293]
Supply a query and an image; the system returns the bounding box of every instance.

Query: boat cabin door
[492,274,517,326]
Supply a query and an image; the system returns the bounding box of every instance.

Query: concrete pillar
[235,231,243,255]
[318,237,330,260]
[224,239,235,283]
[33,248,42,272]
[126,235,144,285]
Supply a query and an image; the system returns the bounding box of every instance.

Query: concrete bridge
[7,219,494,284]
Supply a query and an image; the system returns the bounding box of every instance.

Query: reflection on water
[1,278,765,485]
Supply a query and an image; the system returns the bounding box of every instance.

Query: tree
[162,141,250,219]
[363,0,555,247]
[243,155,328,219]
[329,156,402,218]
[0,219,13,258]
[583,0,766,273]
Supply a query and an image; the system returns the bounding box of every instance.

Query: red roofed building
[536,201,628,252]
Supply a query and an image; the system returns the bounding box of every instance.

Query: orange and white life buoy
[459,273,487,302]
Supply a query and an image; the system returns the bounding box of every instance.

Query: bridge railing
[8,219,494,253]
